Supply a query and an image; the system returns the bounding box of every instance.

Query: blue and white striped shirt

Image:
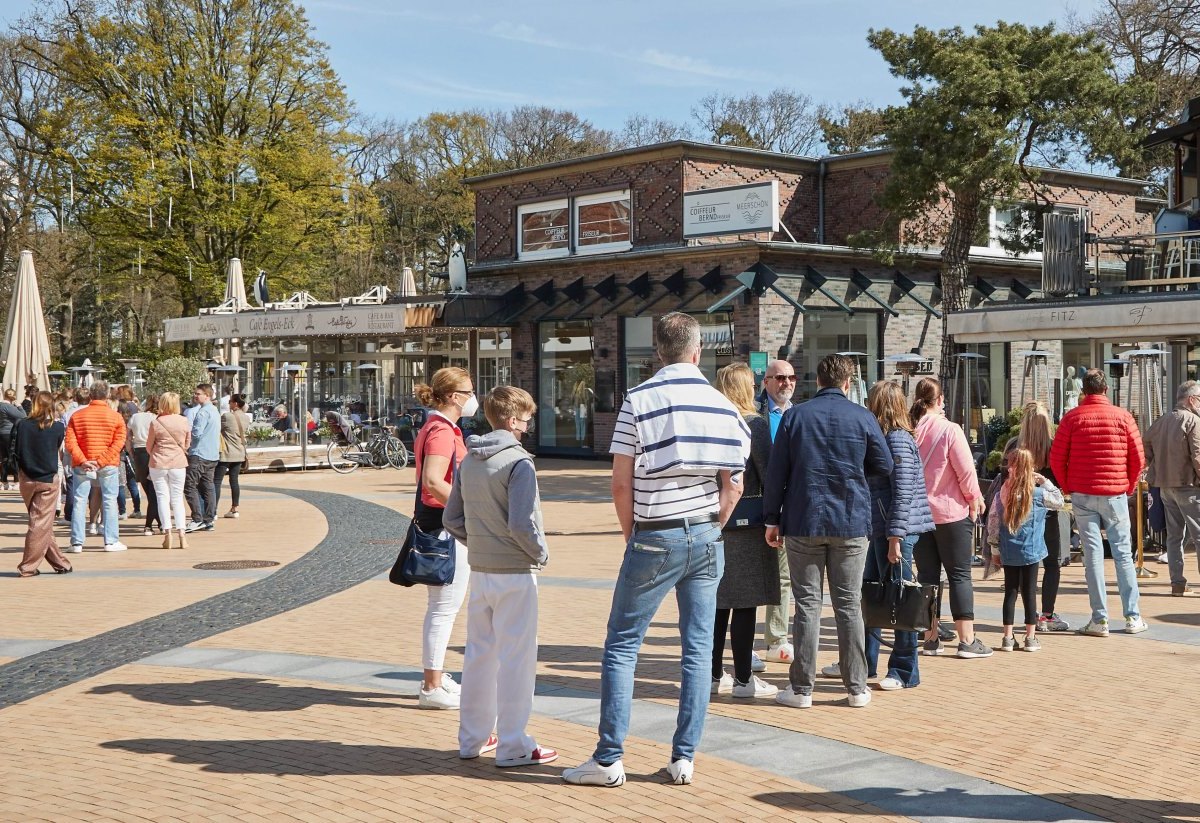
[610,363,751,522]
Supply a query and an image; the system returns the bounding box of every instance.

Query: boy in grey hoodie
[443,386,556,768]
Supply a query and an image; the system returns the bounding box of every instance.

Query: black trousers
[214,461,242,510]
[915,517,976,621]
[185,455,217,524]
[712,607,757,684]
[132,448,159,529]
[1003,562,1040,627]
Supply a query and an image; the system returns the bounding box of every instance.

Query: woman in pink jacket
[910,378,990,659]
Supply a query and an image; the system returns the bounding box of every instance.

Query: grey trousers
[1160,486,1200,587]
[763,544,792,647]
[785,535,869,696]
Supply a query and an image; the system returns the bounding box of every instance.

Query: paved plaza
[1,460,1198,822]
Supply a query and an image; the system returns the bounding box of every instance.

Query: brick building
[450,140,1159,455]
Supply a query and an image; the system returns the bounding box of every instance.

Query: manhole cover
[193,560,281,570]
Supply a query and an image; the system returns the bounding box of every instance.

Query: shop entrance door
[538,320,594,452]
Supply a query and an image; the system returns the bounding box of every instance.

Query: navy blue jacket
[868,429,936,540]
[763,387,894,538]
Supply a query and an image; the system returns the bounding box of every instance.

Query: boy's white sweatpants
[458,570,539,760]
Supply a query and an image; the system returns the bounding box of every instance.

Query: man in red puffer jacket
[1049,368,1146,638]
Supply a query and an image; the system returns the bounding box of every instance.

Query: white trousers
[149,467,187,532]
[458,571,539,760]
[422,538,470,670]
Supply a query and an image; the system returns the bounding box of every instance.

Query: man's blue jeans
[864,533,920,687]
[594,520,723,765]
[1072,492,1141,622]
[71,466,119,546]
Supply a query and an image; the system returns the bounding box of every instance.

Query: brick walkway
[0,460,1197,822]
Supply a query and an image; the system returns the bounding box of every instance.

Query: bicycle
[327,422,408,473]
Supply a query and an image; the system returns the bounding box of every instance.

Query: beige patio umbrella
[399,266,418,297]
[1,250,51,391]
[225,258,249,309]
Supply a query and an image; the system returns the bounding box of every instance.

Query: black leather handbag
[861,558,937,633]
[389,457,457,587]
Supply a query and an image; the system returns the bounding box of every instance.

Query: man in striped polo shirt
[563,313,750,789]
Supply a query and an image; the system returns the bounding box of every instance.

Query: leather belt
[634,512,720,532]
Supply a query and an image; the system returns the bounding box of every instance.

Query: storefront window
[1059,339,1092,419]
[519,200,570,260]
[539,320,593,450]
[799,311,878,401]
[478,330,512,396]
[623,314,733,389]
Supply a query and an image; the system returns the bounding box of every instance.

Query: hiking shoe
[103,542,128,552]
[957,638,993,658]
[666,758,694,785]
[732,675,778,699]
[417,684,459,710]
[562,757,626,787]
[920,637,944,656]
[497,746,558,768]
[750,651,766,672]
[1078,619,1109,637]
[820,661,841,678]
[937,623,958,642]
[876,676,904,691]
[1037,613,1070,632]
[1022,635,1042,652]
[711,670,733,695]
[765,642,794,663]
[774,686,812,708]
[999,635,1017,653]
[1124,616,1149,634]
[848,690,872,708]
[459,734,498,759]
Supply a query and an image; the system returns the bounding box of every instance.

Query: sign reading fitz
[683,181,780,238]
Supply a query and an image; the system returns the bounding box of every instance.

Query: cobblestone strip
[0,485,406,709]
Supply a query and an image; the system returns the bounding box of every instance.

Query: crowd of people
[404,311,1192,789]
[13,380,250,576]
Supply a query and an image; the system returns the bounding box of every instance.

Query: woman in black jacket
[0,387,27,491]
[15,391,70,577]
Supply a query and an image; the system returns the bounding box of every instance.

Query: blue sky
[0,0,1103,130]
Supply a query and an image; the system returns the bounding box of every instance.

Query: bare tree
[616,113,694,147]
[692,88,829,155]
[490,106,615,169]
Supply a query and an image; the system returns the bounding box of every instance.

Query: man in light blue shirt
[756,359,796,665]
[183,383,221,531]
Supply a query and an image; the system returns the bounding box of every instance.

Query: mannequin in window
[1064,365,1082,411]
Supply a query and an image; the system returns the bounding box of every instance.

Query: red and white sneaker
[766,642,794,663]
[497,745,559,768]
[459,734,498,759]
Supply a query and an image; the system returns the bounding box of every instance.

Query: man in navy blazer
[764,354,893,709]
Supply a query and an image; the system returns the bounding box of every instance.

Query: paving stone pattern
[0,486,408,709]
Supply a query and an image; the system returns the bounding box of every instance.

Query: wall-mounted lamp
[598,347,610,359]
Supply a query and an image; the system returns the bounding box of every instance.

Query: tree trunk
[939,191,980,386]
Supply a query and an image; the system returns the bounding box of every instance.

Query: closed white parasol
[1,250,51,391]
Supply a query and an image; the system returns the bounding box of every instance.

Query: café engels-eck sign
[683,181,780,238]
[163,304,407,342]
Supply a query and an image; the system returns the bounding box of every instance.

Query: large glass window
[623,314,733,389]
[799,311,878,402]
[539,320,594,450]
[575,190,631,254]
[478,330,512,396]
[518,199,569,260]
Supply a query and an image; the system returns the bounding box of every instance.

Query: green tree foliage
[19,0,369,316]
[145,354,208,397]
[866,22,1129,374]
[819,101,887,155]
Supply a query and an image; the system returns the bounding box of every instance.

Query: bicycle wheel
[385,436,407,469]
[327,441,358,473]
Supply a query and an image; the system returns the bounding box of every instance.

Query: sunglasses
[769,375,797,383]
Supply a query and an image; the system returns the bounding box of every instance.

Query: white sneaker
[117,512,129,521]
[224,511,240,519]
[666,758,694,785]
[711,670,733,695]
[497,745,558,768]
[774,686,812,708]
[440,673,461,694]
[732,674,779,699]
[1124,616,1149,634]
[1077,619,1110,637]
[1157,552,1170,564]
[765,642,794,663]
[184,521,206,533]
[876,676,904,691]
[820,661,841,678]
[67,544,82,554]
[88,523,99,536]
[562,757,626,787]
[750,651,766,672]
[848,690,872,708]
[103,542,128,552]
[417,684,459,710]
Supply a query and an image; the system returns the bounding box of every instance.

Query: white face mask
[460,393,479,418]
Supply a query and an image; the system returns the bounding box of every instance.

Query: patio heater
[48,370,67,391]
[951,352,987,444]
[1016,350,1050,409]
[283,363,307,471]
[1105,358,1129,407]
[1124,349,1166,581]
[116,358,140,386]
[881,352,930,399]
[356,362,382,424]
[215,364,243,395]
[836,351,868,406]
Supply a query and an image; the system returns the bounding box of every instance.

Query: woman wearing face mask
[411,367,476,710]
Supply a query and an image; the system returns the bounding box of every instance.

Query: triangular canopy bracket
[893,271,943,319]
[849,269,900,317]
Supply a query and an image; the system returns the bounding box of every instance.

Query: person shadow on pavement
[89,678,405,712]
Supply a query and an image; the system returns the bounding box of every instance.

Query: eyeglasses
[769,375,797,383]
[454,389,475,396]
